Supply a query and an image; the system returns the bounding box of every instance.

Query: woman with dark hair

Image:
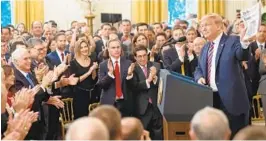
[46,38,57,54]
[131,33,160,63]
[69,39,98,119]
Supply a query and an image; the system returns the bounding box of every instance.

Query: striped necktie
[207,42,215,84]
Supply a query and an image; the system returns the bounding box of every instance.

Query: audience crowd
[1,12,266,140]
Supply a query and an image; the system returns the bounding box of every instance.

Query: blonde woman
[69,39,98,119]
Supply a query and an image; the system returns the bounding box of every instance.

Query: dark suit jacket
[97,57,133,113]
[13,67,50,139]
[46,50,73,97]
[46,50,71,69]
[247,41,266,95]
[163,46,192,77]
[194,34,250,115]
[130,62,160,115]
[95,40,105,57]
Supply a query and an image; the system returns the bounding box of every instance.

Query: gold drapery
[132,0,168,24]
[197,0,225,20]
[14,0,44,31]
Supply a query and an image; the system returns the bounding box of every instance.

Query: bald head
[121,117,144,140]
[66,117,109,140]
[189,106,231,140]
[89,105,122,140]
[233,126,266,140]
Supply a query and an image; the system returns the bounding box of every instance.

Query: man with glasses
[130,45,163,140]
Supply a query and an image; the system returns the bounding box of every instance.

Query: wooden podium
[158,70,213,140]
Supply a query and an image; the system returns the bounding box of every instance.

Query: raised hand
[127,63,135,76]
[12,88,34,112]
[89,62,98,72]
[149,66,157,78]
[41,71,54,88]
[5,109,38,140]
[107,59,114,75]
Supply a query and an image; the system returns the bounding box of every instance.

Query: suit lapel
[201,43,209,78]
[53,51,62,65]
[120,58,126,81]
[215,34,227,70]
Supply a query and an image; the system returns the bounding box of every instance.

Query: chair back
[60,98,74,124]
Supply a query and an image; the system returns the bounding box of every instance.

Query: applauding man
[97,39,134,117]
[130,45,163,140]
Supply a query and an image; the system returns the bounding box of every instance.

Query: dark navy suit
[194,34,250,136]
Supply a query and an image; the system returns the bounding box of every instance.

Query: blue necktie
[26,73,35,88]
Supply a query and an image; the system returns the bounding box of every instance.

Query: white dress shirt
[256,40,265,50]
[56,48,65,63]
[209,33,223,92]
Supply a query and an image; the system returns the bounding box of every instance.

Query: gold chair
[89,102,100,112]
[59,98,74,139]
[251,94,265,121]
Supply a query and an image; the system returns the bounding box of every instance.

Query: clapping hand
[4,109,38,140]
[12,88,36,112]
[147,66,157,83]
[41,71,54,88]
[89,62,98,72]
[127,63,135,76]
[107,59,114,75]
[68,74,79,86]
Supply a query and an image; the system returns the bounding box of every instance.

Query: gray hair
[190,106,230,140]
[27,38,44,48]
[11,47,29,64]
[66,117,109,140]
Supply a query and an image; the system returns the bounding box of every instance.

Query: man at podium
[194,13,250,137]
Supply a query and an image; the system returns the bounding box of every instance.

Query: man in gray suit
[257,49,266,124]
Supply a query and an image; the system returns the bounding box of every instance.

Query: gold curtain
[14,0,44,31]
[132,0,168,24]
[197,0,225,20]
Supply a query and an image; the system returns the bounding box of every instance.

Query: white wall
[44,0,131,33]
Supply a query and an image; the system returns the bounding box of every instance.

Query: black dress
[70,58,98,119]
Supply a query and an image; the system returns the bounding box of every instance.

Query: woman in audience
[70,39,98,119]
[186,27,197,43]
[2,65,16,107]
[16,23,25,34]
[46,38,57,54]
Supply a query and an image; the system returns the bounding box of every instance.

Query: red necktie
[61,53,64,62]
[207,42,214,84]
[115,61,122,98]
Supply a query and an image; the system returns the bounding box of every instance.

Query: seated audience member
[89,105,122,140]
[66,117,109,140]
[233,126,266,140]
[189,107,231,140]
[121,117,151,140]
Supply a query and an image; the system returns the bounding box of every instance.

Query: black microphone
[163,36,187,46]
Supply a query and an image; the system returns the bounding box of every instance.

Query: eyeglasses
[136,54,148,59]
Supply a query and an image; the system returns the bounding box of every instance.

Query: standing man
[97,39,135,117]
[131,45,163,140]
[194,13,250,137]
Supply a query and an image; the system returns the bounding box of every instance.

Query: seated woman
[69,39,98,119]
